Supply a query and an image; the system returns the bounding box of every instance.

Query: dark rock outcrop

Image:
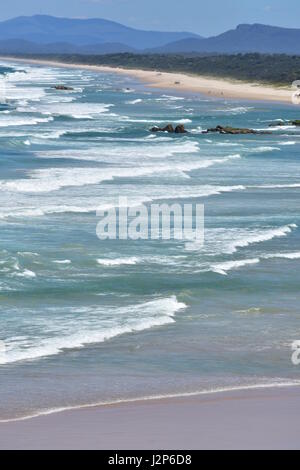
[205,125,259,135]
[53,85,74,91]
[150,124,187,134]
[175,124,187,134]
[150,124,174,133]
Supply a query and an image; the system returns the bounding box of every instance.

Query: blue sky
[1,0,300,36]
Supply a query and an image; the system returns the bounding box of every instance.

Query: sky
[1,0,300,36]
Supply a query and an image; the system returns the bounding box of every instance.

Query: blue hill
[0,15,200,49]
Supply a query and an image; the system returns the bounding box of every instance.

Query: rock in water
[163,124,175,133]
[53,85,74,91]
[150,124,175,133]
[269,122,286,127]
[205,125,259,135]
[175,125,187,134]
[150,124,188,134]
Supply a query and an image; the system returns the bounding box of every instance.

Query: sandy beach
[1,56,294,104]
[0,385,299,450]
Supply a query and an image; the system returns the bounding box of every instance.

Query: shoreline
[1,380,299,424]
[0,56,294,104]
[0,383,300,449]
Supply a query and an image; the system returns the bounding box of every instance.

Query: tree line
[11,53,300,85]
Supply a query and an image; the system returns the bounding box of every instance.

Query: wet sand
[0,386,299,450]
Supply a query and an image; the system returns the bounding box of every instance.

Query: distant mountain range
[0,16,300,55]
[0,15,199,51]
[152,24,300,55]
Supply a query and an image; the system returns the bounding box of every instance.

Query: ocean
[0,60,300,421]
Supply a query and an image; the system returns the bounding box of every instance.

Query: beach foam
[211,258,260,275]
[0,153,241,193]
[264,252,300,260]
[255,184,300,189]
[126,99,143,105]
[97,257,141,266]
[213,106,254,115]
[226,224,297,254]
[0,184,246,220]
[1,380,300,424]
[36,140,200,161]
[251,146,280,153]
[211,251,300,275]
[186,224,297,254]
[11,268,36,279]
[27,102,114,119]
[0,116,53,127]
[52,260,72,265]
[0,296,186,365]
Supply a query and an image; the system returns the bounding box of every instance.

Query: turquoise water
[0,60,300,420]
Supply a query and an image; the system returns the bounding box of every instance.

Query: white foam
[279,141,296,146]
[17,252,39,257]
[3,85,46,102]
[226,224,297,254]
[211,251,300,275]
[122,118,170,123]
[211,258,260,275]
[0,296,186,365]
[126,99,142,105]
[190,126,203,134]
[37,130,66,140]
[160,95,185,101]
[0,153,241,193]
[12,268,36,279]
[213,106,254,115]
[2,380,299,423]
[251,146,280,153]
[186,224,297,254]
[25,102,114,119]
[267,125,296,131]
[0,168,168,193]
[0,116,53,127]
[97,257,141,266]
[175,119,192,124]
[264,252,300,260]
[52,260,71,265]
[0,183,246,220]
[36,140,200,161]
[216,142,241,147]
[255,184,300,189]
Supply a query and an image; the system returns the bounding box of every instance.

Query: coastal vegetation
[12,52,300,85]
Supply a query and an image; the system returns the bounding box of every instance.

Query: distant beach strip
[1,56,294,103]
